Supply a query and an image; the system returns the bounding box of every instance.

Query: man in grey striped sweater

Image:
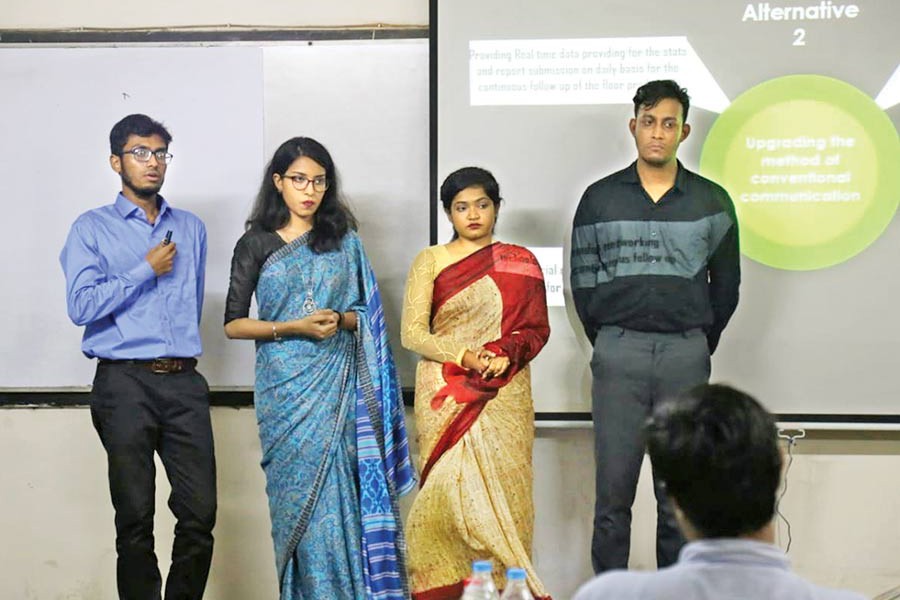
[570,79,740,574]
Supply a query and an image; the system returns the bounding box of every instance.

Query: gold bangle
[455,348,468,367]
[272,323,281,341]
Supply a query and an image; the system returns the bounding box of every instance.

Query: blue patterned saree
[254,231,415,599]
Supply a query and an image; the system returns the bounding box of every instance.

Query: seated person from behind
[574,383,868,600]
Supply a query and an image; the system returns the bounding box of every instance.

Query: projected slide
[437,0,900,416]
[467,37,899,271]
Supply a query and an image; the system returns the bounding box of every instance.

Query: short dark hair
[646,384,782,538]
[109,114,172,155]
[439,166,502,212]
[246,136,356,253]
[632,80,691,122]
[439,167,502,241]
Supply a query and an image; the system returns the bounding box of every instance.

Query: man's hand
[146,241,176,276]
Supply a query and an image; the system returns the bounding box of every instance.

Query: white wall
[0,0,427,29]
[1,409,899,599]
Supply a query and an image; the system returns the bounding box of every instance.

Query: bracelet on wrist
[272,323,282,341]
[335,310,344,329]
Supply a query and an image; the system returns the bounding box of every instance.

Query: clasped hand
[294,309,341,341]
[463,347,510,380]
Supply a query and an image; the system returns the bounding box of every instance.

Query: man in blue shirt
[574,384,867,600]
[61,114,215,600]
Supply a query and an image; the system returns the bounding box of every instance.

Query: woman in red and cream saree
[401,167,551,600]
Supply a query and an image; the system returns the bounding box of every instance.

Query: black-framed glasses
[285,173,329,193]
[121,146,174,164]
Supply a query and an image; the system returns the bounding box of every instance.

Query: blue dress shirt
[60,193,207,360]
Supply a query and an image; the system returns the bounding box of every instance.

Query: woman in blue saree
[224,137,415,599]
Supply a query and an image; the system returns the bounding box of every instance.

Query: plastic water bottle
[460,578,483,600]
[499,567,533,600]
[460,560,500,600]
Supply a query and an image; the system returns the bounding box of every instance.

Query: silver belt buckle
[151,359,173,374]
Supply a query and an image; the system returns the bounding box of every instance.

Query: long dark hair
[246,137,357,253]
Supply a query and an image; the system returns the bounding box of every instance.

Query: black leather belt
[98,358,197,374]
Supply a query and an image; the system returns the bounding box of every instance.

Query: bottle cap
[473,560,493,573]
[506,567,526,580]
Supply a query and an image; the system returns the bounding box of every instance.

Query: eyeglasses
[121,146,174,164]
[285,173,329,193]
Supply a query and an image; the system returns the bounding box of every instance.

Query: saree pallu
[407,243,552,600]
[255,231,415,600]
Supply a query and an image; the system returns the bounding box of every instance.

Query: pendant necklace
[302,250,318,315]
[283,227,318,315]
[303,288,318,315]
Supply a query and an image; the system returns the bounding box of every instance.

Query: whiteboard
[0,41,429,390]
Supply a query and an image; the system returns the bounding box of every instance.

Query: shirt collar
[623,160,689,195]
[673,160,689,193]
[679,538,791,571]
[114,192,170,221]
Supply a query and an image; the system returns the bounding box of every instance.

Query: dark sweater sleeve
[706,206,740,354]
[224,230,281,325]
[570,187,600,342]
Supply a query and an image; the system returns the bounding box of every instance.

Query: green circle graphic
[700,75,900,270]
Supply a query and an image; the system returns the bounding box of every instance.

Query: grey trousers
[590,326,710,574]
